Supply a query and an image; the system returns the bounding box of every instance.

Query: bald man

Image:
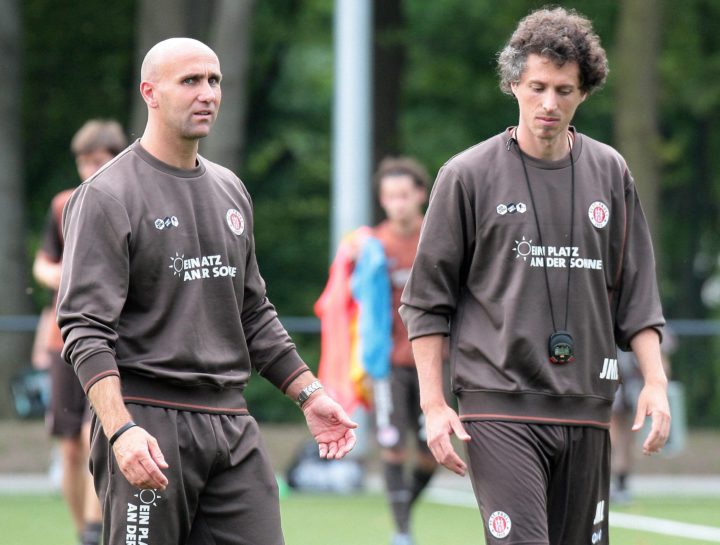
[58,37,357,545]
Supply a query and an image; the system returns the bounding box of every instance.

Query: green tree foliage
[657,0,720,426]
[222,0,335,419]
[243,0,334,317]
[23,1,135,239]
[18,0,720,425]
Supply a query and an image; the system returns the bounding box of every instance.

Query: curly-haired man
[400,8,670,545]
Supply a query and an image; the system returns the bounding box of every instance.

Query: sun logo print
[135,489,162,506]
[169,252,185,276]
[513,236,533,261]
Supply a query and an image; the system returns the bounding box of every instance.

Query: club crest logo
[488,511,512,539]
[588,201,610,228]
[226,208,245,235]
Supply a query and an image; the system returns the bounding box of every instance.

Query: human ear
[140,81,158,108]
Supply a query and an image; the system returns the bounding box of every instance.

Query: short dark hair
[497,7,609,96]
[374,156,429,191]
[71,119,127,157]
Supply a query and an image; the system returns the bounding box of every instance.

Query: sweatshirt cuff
[258,349,310,393]
[75,351,120,394]
[399,305,450,341]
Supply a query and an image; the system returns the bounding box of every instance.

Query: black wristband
[109,421,137,447]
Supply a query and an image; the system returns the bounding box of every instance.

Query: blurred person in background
[315,157,436,545]
[371,157,436,545]
[33,118,127,545]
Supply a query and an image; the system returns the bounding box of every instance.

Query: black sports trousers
[90,405,284,545]
[465,421,610,545]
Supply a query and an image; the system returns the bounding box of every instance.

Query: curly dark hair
[497,7,609,96]
[373,156,430,191]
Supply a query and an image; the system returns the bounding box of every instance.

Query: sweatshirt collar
[132,140,207,179]
[504,126,582,170]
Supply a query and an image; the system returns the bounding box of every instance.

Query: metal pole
[331,0,373,253]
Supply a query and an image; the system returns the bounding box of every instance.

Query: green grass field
[1,492,719,545]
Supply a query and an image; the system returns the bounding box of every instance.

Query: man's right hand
[411,334,469,475]
[111,425,169,490]
[424,403,471,476]
[87,376,169,490]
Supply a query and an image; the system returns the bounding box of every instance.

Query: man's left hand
[302,394,358,459]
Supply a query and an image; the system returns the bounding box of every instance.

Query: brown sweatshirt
[58,141,308,414]
[399,129,664,428]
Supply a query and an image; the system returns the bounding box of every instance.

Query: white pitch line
[609,512,720,542]
[426,488,720,543]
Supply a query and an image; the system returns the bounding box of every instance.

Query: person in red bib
[34,119,127,545]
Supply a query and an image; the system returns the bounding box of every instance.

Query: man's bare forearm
[630,328,668,387]
[87,376,134,438]
[411,334,446,411]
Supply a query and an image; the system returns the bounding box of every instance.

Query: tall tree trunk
[372,0,405,222]
[613,0,662,243]
[202,0,255,174]
[0,0,33,416]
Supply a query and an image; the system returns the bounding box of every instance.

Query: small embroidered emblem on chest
[226,208,245,235]
[588,201,610,228]
[497,202,527,215]
[154,216,179,230]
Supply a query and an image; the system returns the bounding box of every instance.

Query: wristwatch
[297,380,323,408]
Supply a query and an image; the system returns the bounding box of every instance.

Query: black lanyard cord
[514,139,575,333]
